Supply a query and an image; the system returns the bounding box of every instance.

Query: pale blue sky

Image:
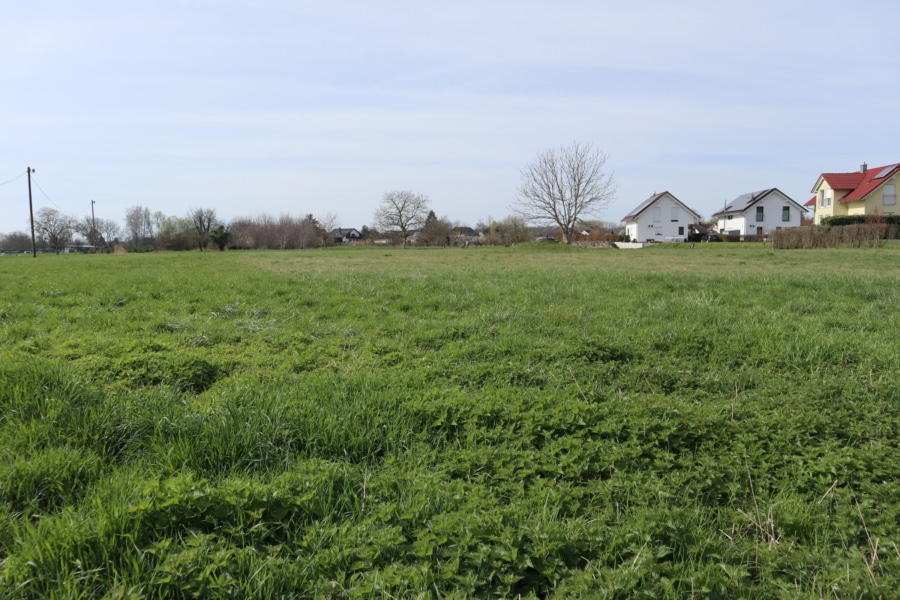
[2,0,899,233]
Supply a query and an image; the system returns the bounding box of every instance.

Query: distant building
[713,188,805,238]
[63,245,96,254]
[328,228,362,244]
[622,192,701,242]
[809,162,900,224]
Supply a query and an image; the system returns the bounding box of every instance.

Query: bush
[821,214,900,227]
[772,221,898,249]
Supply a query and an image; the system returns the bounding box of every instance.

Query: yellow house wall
[843,181,898,216]
[831,192,850,216]
[863,183,898,215]
[812,181,849,223]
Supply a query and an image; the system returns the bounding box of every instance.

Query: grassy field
[1,243,900,598]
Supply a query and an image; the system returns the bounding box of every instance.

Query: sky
[2,0,899,234]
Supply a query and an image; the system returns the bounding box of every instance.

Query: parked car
[700,234,722,242]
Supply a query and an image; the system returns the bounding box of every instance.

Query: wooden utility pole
[27,167,36,258]
[91,199,96,247]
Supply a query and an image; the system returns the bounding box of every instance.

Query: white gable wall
[717,190,804,236]
[624,193,696,242]
[717,214,747,236]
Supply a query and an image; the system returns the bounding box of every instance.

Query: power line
[30,178,89,216]
[0,171,27,186]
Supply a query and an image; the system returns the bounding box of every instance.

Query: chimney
[861,162,868,173]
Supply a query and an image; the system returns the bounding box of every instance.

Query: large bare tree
[374,190,429,248]
[513,142,617,244]
[34,207,75,254]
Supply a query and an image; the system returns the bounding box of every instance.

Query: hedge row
[821,214,900,226]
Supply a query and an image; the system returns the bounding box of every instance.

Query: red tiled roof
[820,172,866,191]
[817,163,900,203]
[804,196,816,207]
[841,164,900,202]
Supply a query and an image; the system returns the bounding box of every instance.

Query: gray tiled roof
[713,189,776,216]
[622,192,667,220]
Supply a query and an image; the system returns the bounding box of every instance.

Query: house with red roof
[622,192,701,242]
[712,188,805,238]
[810,162,900,224]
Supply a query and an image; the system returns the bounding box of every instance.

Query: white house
[713,188,806,238]
[622,192,702,242]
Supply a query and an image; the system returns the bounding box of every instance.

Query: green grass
[1,243,900,597]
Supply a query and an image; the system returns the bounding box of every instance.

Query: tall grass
[1,244,900,596]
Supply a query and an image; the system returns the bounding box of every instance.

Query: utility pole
[91,199,96,247]
[27,167,36,258]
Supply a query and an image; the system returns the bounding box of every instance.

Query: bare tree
[124,205,152,248]
[96,218,123,248]
[374,190,429,248]
[316,212,339,248]
[513,142,617,244]
[75,216,101,247]
[34,207,76,254]
[228,217,257,249]
[297,214,319,249]
[151,211,166,240]
[227,213,315,250]
[188,208,217,251]
[273,214,294,249]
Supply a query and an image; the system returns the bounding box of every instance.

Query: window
[678,226,684,235]
[825,191,832,207]
[671,207,679,222]
[756,206,764,222]
[818,190,824,207]
[653,207,661,222]
[782,206,790,222]
[884,184,896,206]
[726,215,733,220]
